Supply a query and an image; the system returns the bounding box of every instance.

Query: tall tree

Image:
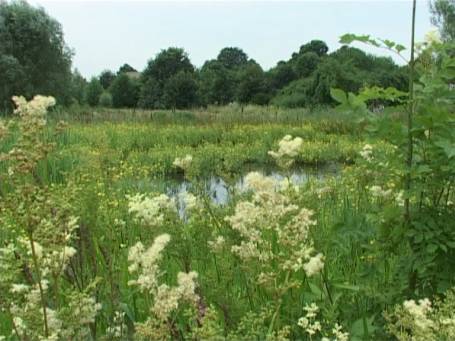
[198,60,235,105]
[110,73,140,108]
[141,47,195,109]
[85,77,103,107]
[70,69,87,105]
[99,70,116,90]
[163,71,198,110]
[298,40,329,57]
[217,47,249,70]
[236,62,269,105]
[117,63,137,74]
[0,1,73,110]
[143,48,194,86]
[430,0,455,41]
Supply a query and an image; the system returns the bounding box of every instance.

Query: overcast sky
[28,0,435,78]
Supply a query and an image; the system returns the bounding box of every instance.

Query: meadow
[0,96,454,341]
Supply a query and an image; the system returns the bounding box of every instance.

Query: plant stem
[29,234,49,337]
[267,271,291,335]
[405,0,416,225]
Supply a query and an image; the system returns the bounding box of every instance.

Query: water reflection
[162,164,338,207]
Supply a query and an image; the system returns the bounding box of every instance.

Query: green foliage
[430,0,455,42]
[99,91,113,107]
[110,73,140,108]
[198,60,236,105]
[0,1,73,109]
[140,47,195,109]
[138,77,163,109]
[143,47,194,86]
[69,69,87,105]
[217,47,249,70]
[85,77,103,107]
[294,52,320,78]
[117,63,137,74]
[236,62,270,105]
[332,37,455,297]
[99,70,116,89]
[163,71,199,109]
[297,40,329,57]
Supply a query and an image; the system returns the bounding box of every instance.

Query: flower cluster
[12,95,56,122]
[359,144,373,161]
[298,303,322,336]
[298,303,349,341]
[403,298,434,331]
[128,233,171,290]
[127,234,200,336]
[127,193,176,227]
[225,171,324,277]
[173,154,193,171]
[369,185,392,199]
[268,135,303,167]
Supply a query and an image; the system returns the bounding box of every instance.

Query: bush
[85,78,103,106]
[99,92,113,107]
[110,74,140,108]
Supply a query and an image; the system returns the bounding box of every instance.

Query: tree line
[1,0,454,112]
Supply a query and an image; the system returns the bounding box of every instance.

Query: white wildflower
[425,29,442,45]
[332,323,349,341]
[208,235,225,252]
[178,191,201,212]
[359,144,373,161]
[369,185,392,199]
[127,234,170,290]
[10,283,29,294]
[173,154,193,170]
[127,193,176,227]
[176,271,199,302]
[303,253,325,277]
[268,135,303,159]
[403,298,434,330]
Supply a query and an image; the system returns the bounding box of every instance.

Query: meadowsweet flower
[128,234,171,290]
[369,185,392,199]
[425,29,442,45]
[303,253,325,277]
[359,144,374,161]
[173,154,193,170]
[244,171,277,193]
[176,271,198,302]
[12,95,56,125]
[298,303,322,336]
[178,191,201,212]
[152,272,199,321]
[208,236,225,252]
[69,296,102,325]
[106,311,127,339]
[332,323,349,341]
[269,135,303,159]
[403,298,434,330]
[127,193,176,227]
[10,283,29,294]
[268,135,303,167]
[395,190,405,207]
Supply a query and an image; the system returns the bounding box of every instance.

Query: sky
[28,0,435,78]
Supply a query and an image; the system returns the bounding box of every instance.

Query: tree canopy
[430,0,455,41]
[0,0,73,111]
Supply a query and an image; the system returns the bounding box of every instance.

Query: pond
[146,163,340,208]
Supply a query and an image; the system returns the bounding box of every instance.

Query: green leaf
[330,88,347,104]
[308,282,323,297]
[395,44,406,53]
